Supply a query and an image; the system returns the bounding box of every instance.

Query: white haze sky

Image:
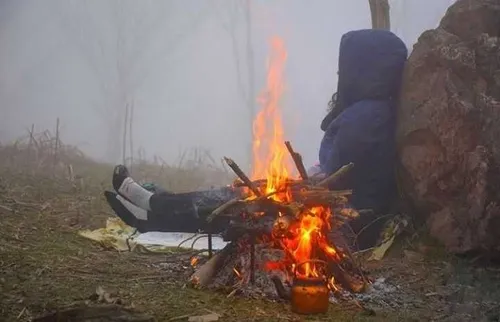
[0,0,455,170]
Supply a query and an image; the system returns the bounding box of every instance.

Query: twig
[284,141,308,180]
[16,307,26,319]
[129,100,134,171]
[316,163,354,188]
[28,124,35,160]
[335,229,370,287]
[122,103,129,166]
[53,117,60,167]
[0,204,13,213]
[207,197,241,222]
[224,157,261,196]
[354,213,395,243]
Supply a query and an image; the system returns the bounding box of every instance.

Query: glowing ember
[249,36,340,280]
[233,267,242,280]
[190,257,199,267]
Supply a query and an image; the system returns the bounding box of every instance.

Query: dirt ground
[1,164,500,322]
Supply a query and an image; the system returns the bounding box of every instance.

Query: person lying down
[104,29,407,251]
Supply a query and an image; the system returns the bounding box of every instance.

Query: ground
[1,151,500,321]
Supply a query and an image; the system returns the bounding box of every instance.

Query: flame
[190,257,198,267]
[250,36,341,281]
[251,36,294,200]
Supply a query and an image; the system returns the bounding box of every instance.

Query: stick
[328,260,360,293]
[54,117,60,166]
[28,124,34,150]
[0,204,13,213]
[122,104,129,166]
[129,100,134,171]
[284,141,308,180]
[207,197,241,222]
[271,276,291,300]
[189,243,235,287]
[224,157,261,196]
[316,163,354,188]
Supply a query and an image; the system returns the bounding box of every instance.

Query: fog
[0,0,455,170]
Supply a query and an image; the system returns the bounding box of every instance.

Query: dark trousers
[146,186,240,233]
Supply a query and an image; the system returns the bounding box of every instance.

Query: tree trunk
[369,0,391,30]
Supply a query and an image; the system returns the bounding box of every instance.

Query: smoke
[0,0,454,167]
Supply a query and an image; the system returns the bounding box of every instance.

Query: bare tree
[214,0,256,168]
[57,0,210,162]
[369,0,391,30]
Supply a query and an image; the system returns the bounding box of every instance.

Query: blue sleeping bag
[319,29,408,214]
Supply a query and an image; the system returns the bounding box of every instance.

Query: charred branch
[189,243,236,288]
[224,157,261,196]
[284,141,308,180]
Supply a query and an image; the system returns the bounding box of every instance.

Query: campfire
[189,37,368,314]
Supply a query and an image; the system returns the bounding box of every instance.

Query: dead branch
[284,141,308,180]
[129,100,135,172]
[122,103,129,165]
[53,118,60,167]
[223,157,261,196]
[0,204,13,213]
[270,275,291,300]
[207,197,241,222]
[189,243,236,288]
[316,163,354,188]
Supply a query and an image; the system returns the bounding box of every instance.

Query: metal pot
[290,260,330,314]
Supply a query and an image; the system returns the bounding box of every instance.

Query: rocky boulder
[397,0,500,255]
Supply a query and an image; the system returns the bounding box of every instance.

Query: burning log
[189,243,236,288]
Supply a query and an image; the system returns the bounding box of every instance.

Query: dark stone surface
[397,0,500,254]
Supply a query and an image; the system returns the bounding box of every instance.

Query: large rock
[397,0,500,255]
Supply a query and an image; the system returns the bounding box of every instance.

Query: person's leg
[113,165,153,210]
[110,165,238,233]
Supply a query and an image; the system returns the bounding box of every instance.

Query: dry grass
[1,133,499,321]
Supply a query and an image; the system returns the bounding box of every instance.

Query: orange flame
[251,36,294,200]
[251,36,340,280]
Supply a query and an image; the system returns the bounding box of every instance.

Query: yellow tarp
[79,217,172,253]
[78,217,138,251]
[78,217,223,253]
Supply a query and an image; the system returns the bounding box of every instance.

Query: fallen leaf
[368,235,395,261]
[188,313,220,322]
[368,215,409,261]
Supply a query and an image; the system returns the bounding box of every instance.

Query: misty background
[0,0,455,171]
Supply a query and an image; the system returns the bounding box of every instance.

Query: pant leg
[148,186,241,233]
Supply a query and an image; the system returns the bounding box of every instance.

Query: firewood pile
[188,141,369,302]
